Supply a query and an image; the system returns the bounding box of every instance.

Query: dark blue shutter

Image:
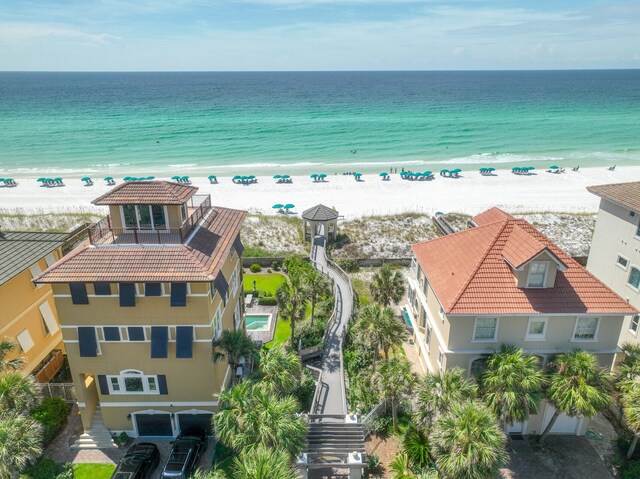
[145,283,162,296]
[78,327,97,357]
[103,327,121,341]
[97,375,109,395]
[170,283,187,307]
[157,375,168,395]
[176,326,193,359]
[93,282,111,296]
[233,235,244,257]
[119,283,136,307]
[213,272,228,305]
[150,326,169,358]
[70,283,89,304]
[127,327,145,341]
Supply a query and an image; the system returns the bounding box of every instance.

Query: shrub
[337,258,359,273]
[623,459,640,479]
[271,261,282,271]
[365,454,384,479]
[369,415,392,437]
[258,296,278,306]
[30,397,71,445]
[20,458,73,479]
[296,319,327,350]
[249,263,262,273]
[296,368,316,412]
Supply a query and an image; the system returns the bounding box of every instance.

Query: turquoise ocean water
[0,70,639,177]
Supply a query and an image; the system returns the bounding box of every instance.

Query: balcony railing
[88,194,213,245]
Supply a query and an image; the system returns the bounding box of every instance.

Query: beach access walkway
[309,234,352,416]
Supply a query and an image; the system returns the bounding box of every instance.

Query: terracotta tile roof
[34,207,246,283]
[411,214,637,315]
[501,224,565,270]
[587,181,640,213]
[471,207,514,226]
[92,181,198,205]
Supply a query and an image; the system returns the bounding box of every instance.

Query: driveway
[134,438,214,478]
[501,436,612,479]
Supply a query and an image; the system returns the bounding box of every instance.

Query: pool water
[246,314,271,331]
[402,307,413,328]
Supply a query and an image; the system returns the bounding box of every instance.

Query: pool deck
[245,304,278,344]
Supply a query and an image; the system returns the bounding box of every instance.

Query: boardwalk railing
[37,383,76,403]
[362,400,388,437]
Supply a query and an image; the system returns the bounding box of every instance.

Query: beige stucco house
[405,207,636,436]
[35,181,246,438]
[0,231,70,381]
[587,182,640,347]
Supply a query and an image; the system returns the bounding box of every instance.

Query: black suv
[111,443,160,479]
[160,428,207,479]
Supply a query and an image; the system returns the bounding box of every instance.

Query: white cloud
[0,23,120,45]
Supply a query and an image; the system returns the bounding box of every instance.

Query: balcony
[88,194,213,245]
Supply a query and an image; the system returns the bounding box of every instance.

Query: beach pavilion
[302,204,339,242]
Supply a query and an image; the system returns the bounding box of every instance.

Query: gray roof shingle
[302,204,339,221]
[587,182,640,213]
[0,231,69,285]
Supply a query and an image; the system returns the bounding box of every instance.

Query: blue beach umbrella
[310,173,318,179]
[208,175,217,180]
[549,165,559,170]
[171,175,181,180]
[423,171,432,176]
[81,176,91,182]
[146,176,155,180]
[379,172,388,177]
[273,174,282,179]
[272,204,284,209]
[281,175,290,179]
[318,173,327,179]
[284,203,295,210]
[37,178,46,182]
[487,167,495,172]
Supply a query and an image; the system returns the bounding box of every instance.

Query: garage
[177,412,213,435]
[134,413,173,437]
[542,405,583,435]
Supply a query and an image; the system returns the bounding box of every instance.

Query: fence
[34,349,65,383]
[37,383,76,403]
[362,400,388,437]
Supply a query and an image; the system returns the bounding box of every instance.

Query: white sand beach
[1,166,639,219]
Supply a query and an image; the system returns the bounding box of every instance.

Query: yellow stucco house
[0,231,70,381]
[35,181,246,439]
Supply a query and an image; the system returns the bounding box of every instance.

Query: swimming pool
[246,314,272,331]
[402,307,413,328]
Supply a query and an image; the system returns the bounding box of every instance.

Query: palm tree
[354,304,406,367]
[0,413,43,479]
[402,426,431,471]
[0,339,23,372]
[276,274,307,344]
[303,268,330,327]
[0,372,40,414]
[370,264,406,307]
[388,452,415,479]
[373,357,415,431]
[539,350,612,444]
[622,383,640,458]
[211,330,259,384]
[481,346,546,430]
[617,343,640,393]
[431,401,508,479]
[257,345,301,396]
[190,468,228,479]
[232,445,297,479]
[413,367,478,430]
[213,381,307,457]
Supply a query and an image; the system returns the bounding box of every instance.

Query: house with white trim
[405,207,637,436]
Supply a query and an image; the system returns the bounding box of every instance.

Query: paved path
[310,235,354,416]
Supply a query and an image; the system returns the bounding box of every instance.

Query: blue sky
[0,0,639,71]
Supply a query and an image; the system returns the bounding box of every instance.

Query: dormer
[502,225,567,288]
[89,181,212,245]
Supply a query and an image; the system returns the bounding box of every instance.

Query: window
[70,282,89,305]
[119,283,136,307]
[231,267,240,295]
[103,327,121,341]
[29,263,43,288]
[636,221,640,238]
[525,317,548,340]
[94,282,111,295]
[473,317,498,342]
[180,203,188,223]
[45,253,57,268]
[170,283,187,307]
[527,262,548,288]
[630,315,640,335]
[16,329,34,352]
[145,283,162,296]
[209,281,216,301]
[573,317,599,341]
[39,301,59,335]
[439,304,445,321]
[422,278,428,298]
[151,205,166,228]
[127,327,145,341]
[631,210,637,218]
[123,205,137,228]
[437,348,444,368]
[470,357,489,378]
[106,370,160,395]
[425,326,432,350]
[121,205,167,230]
[628,267,640,291]
[617,256,630,270]
[213,306,222,339]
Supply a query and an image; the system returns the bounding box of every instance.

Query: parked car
[160,427,207,479]
[111,442,160,479]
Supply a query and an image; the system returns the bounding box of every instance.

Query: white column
[297,453,309,479]
[348,452,364,479]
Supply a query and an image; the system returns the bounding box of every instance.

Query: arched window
[470,356,489,379]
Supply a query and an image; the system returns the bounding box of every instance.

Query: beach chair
[572,166,580,172]
[53,177,64,186]
[180,176,191,184]
[3,178,16,186]
[608,165,616,171]
[208,175,217,184]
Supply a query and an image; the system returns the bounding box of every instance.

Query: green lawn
[265,317,292,349]
[73,464,115,479]
[243,273,287,296]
